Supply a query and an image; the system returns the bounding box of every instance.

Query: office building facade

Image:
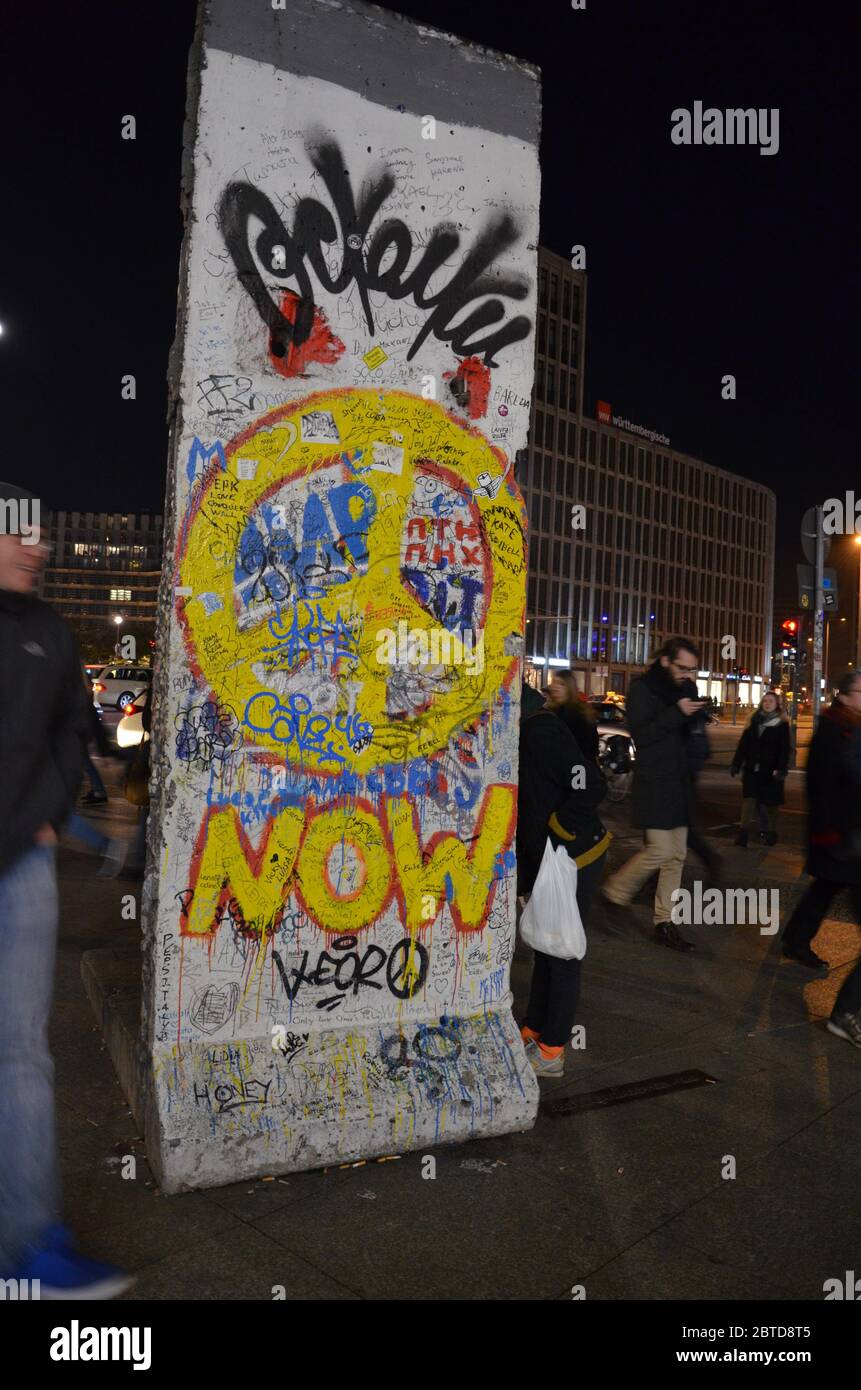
[519,247,776,707]
[39,511,164,657]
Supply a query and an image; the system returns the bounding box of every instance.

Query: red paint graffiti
[269,291,346,377]
[444,356,492,419]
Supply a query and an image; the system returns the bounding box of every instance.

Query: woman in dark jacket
[516,681,610,1079]
[730,691,790,846]
[545,670,599,761]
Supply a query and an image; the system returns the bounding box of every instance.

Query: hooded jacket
[0,589,89,873]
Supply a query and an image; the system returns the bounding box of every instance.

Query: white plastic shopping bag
[519,838,587,960]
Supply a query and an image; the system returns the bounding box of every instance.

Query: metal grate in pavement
[542,1068,719,1118]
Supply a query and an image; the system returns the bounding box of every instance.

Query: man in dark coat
[602,637,707,950]
[516,680,610,1077]
[782,673,861,1047]
[0,483,131,1296]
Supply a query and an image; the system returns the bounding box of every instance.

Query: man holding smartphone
[602,637,706,950]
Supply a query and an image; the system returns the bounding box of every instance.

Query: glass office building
[39,511,164,653]
[520,247,776,705]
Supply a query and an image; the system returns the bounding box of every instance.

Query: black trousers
[783,878,861,1015]
[524,851,605,1047]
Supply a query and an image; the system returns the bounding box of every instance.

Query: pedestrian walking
[781,674,861,1045]
[0,482,133,1297]
[544,669,599,761]
[680,674,722,881]
[601,637,706,951]
[80,671,111,805]
[730,691,790,846]
[517,681,611,1077]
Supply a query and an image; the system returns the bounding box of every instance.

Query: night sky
[2,0,857,610]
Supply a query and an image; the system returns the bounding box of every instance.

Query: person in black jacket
[730,691,791,846]
[545,669,600,762]
[517,680,610,1077]
[0,483,132,1297]
[680,674,722,881]
[601,637,706,950]
[781,674,861,1046]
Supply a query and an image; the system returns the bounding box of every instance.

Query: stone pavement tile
[514,1101,767,1223]
[55,1075,137,1130]
[61,1163,217,1236]
[247,1147,621,1299]
[564,1229,791,1301]
[650,1038,861,1146]
[208,1171,326,1222]
[55,1105,127,1178]
[659,1173,861,1299]
[79,1199,249,1275]
[112,1225,358,1300]
[783,1090,861,1169]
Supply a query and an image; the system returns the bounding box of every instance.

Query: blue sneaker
[8,1225,134,1300]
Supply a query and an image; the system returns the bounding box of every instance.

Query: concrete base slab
[147,1009,539,1193]
[82,948,538,1193]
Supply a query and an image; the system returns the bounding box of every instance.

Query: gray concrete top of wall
[202,0,541,143]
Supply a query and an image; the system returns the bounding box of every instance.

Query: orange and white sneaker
[524,1038,564,1077]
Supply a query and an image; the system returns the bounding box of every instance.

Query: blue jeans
[65,811,109,856]
[0,844,61,1271]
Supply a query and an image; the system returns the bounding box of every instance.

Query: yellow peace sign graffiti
[177,388,525,774]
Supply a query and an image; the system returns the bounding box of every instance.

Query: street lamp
[113,614,124,657]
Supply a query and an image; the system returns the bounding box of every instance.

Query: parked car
[116,690,147,749]
[589,699,636,802]
[93,663,152,711]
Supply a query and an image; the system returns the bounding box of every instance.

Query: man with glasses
[0,482,132,1296]
[602,637,707,950]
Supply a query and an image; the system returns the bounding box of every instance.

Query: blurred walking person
[517,681,610,1077]
[781,673,861,1038]
[0,483,132,1297]
[601,638,706,951]
[730,691,790,846]
[680,672,721,881]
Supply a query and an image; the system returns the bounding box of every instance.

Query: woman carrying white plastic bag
[517,679,611,1078]
[520,838,587,960]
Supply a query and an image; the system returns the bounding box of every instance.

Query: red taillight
[93,682,106,693]
[123,703,140,718]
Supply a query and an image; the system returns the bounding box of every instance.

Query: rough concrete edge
[206,0,541,141]
[139,0,208,1190]
[80,947,149,1132]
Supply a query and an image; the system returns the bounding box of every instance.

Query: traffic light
[781,618,799,658]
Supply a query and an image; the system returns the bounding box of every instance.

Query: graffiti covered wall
[144,0,541,1190]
